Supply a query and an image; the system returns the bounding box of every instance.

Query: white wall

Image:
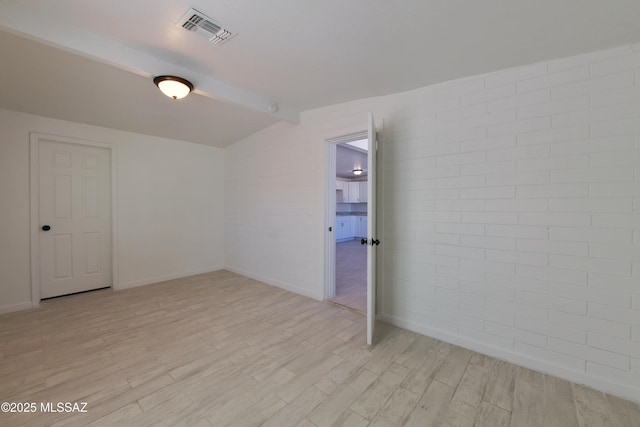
[0,109,225,313]
[225,43,640,401]
[225,122,327,299]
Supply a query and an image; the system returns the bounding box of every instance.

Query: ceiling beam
[0,4,300,123]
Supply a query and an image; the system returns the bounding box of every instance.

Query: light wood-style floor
[330,240,367,313]
[1,270,638,427]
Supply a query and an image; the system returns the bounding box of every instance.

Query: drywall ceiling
[337,145,368,179]
[2,1,640,147]
[0,30,278,146]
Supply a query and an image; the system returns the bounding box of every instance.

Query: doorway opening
[324,114,378,344]
[325,132,369,313]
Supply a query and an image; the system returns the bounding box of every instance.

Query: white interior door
[39,140,112,299]
[367,113,378,345]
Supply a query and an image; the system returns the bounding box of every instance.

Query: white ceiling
[2,1,640,147]
[337,144,368,179]
[0,30,279,146]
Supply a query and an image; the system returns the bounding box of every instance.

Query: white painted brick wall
[589,317,632,340]
[379,43,640,400]
[517,67,590,93]
[516,239,588,256]
[592,86,640,108]
[485,63,548,88]
[547,46,632,72]
[590,51,640,76]
[518,125,589,146]
[226,41,640,401]
[551,71,635,100]
[516,183,589,198]
[516,342,585,371]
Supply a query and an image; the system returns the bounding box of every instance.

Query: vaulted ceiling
[2,1,640,147]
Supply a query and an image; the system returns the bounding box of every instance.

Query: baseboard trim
[0,301,34,315]
[336,237,354,243]
[382,313,640,404]
[225,266,324,301]
[117,266,224,290]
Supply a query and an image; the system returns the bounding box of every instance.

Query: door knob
[360,238,367,245]
[41,225,51,231]
[372,239,380,246]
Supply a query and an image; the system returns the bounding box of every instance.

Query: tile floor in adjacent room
[330,239,367,313]
[1,270,639,426]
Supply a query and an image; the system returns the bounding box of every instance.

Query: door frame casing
[29,133,118,307]
[323,130,368,301]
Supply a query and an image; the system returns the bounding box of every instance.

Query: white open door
[366,113,378,345]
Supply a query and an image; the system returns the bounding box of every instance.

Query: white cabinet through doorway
[358,182,368,202]
[336,180,348,202]
[336,180,368,203]
[355,216,368,238]
[335,215,367,240]
[347,182,359,202]
[336,217,353,241]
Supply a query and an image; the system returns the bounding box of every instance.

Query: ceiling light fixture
[153,75,194,100]
[352,168,363,176]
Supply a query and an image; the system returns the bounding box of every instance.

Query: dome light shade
[352,168,363,175]
[153,76,193,100]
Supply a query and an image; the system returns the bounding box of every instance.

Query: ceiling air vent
[178,8,234,45]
